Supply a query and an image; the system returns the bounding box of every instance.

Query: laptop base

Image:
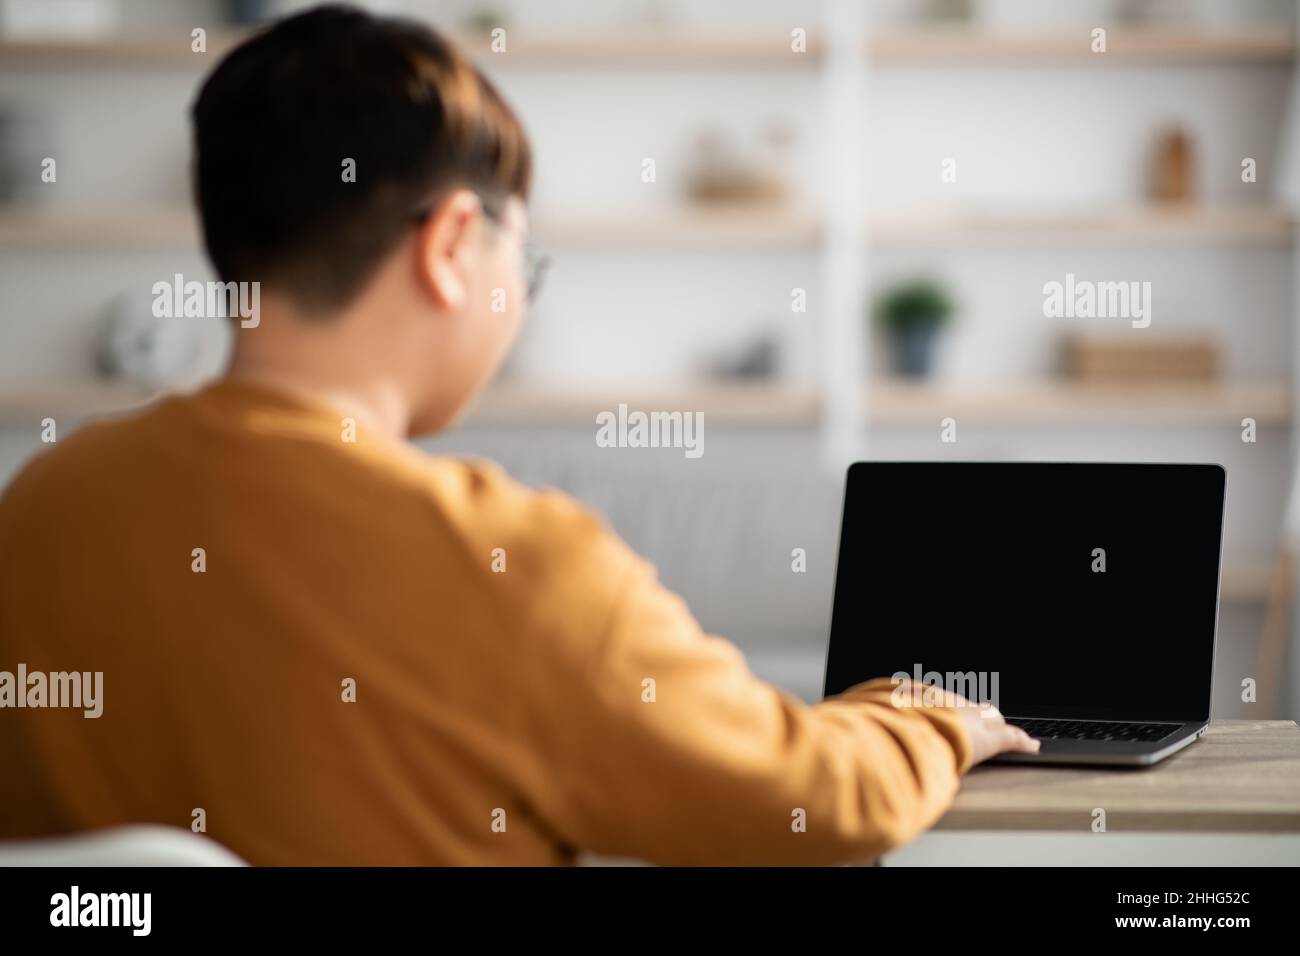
[990,722,1207,767]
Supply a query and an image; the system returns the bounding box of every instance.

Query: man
[0,4,1036,865]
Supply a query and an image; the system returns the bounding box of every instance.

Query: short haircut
[191,3,532,313]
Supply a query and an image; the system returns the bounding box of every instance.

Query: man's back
[0,380,629,864]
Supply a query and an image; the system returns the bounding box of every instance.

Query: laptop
[822,462,1226,767]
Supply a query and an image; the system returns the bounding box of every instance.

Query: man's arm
[527,552,1014,866]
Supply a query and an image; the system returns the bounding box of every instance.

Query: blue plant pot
[891,324,940,378]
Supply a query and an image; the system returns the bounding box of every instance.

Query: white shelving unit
[0,5,1295,595]
[0,15,1291,435]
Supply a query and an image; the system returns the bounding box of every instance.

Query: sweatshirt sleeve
[531,551,974,866]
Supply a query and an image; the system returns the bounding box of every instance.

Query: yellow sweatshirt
[0,380,972,865]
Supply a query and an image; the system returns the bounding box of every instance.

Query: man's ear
[414,188,482,313]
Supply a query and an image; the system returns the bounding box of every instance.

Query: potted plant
[875,278,954,378]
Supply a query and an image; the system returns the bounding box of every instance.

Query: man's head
[192,3,534,435]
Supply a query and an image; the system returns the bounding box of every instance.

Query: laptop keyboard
[1005,717,1181,743]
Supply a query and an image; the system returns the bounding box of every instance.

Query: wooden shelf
[1,380,1287,428]
[544,205,1292,247]
[868,26,1295,63]
[0,33,247,67]
[0,204,1287,249]
[470,381,1291,425]
[532,206,820,249]
[0,205,818,249]
[469,383,819,424]
[865,380,1291,425]
[0,381,819,425]
[0,207,198,247]
[0,382,160,420]
[870,205,1293,246]
[0,27,1289,69]
[0,30,819,69]
[455,31,820,67]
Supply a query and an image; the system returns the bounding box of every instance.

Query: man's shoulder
[380,450,644,647]
[407,453,634,584]
[1,401,640,604]
[0,411,144,510]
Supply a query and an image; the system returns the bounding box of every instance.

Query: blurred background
[1,0,1298,722]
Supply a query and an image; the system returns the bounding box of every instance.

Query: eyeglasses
[410,195,551,303]
[522,239,551,303]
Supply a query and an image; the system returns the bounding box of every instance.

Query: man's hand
[952,699,1040,765]
[891,679,1041,765]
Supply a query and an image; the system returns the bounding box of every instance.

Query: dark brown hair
[191,3,532,312]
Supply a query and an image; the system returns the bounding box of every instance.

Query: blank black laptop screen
[824,462,1225,723]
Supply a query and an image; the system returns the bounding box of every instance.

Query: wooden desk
[937,720,1300,833]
